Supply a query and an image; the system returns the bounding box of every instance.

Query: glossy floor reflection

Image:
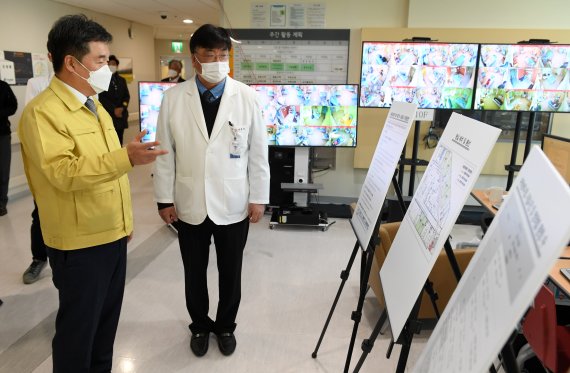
[0,128,483,373]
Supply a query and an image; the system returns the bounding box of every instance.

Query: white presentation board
[412,147,570,373]
[351,101,418,249]
[381,113,501,341]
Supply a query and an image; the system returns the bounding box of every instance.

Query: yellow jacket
[18,77,133,250]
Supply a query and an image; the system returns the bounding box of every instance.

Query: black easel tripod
[350,221,520,372]
[351,179,462,373]
[311,174,401,372]
[311,172,460,372]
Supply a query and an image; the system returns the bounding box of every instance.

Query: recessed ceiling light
[183,19,193,24]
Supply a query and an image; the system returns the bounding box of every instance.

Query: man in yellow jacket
[18,14,166,373]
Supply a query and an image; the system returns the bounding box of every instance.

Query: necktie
[85,98,98,119]
[203,90,215,103]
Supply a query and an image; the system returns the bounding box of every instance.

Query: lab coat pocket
[175,176,195,212]
[224,177,248,215]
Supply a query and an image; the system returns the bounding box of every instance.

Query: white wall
[0,0,155,200]
[408,0,570,29]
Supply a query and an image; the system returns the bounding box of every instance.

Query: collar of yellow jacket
[48,76,96,114]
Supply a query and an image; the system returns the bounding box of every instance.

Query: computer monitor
[474,44,570,112]
[359,41,478,109]
[251,84,358,147]
[138,81,178,143]
[542,134,570,183]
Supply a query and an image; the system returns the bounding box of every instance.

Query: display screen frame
[474,43,570,113]
[138,81,178,143]
[359,41,480,110]
[251,83,359,148]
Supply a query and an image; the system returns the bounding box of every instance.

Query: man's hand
[126,130,168,166]
[248,203,265,223]
[114,107,124,118]
[159,206,178,225]
[127,232,133,243]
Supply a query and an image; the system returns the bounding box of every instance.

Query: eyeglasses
[195,53,230,62]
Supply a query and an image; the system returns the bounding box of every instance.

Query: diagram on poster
[407,145,456,255]
[351,101,417,249]
[380,113,501,342]
[412,147,570,373]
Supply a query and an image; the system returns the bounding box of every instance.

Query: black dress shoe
[216,332,236,356]
[190,332,210,357]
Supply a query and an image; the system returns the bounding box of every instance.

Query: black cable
[423,124,439,149]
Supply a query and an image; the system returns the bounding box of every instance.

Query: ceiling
[52,0,224,40]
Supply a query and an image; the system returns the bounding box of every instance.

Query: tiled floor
[0,127,483,373]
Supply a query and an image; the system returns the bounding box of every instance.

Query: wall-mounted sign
[171,41,183,54]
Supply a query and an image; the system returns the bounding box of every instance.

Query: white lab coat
[25,74,53,104]
[153,76,270,225]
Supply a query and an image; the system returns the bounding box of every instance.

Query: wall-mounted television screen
[474,44,570,112]
[138,81,178,142]
[251,84,358,147]
[359,41,478,109]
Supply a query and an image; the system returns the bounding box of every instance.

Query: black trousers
[31,201,47,261]
[177,216,249,335]
[47,238,127,373]
[0,134,11,208]
[114,128,124,146]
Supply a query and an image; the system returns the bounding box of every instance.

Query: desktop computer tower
[269,147,295,207]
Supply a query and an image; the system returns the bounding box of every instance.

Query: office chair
[521,284,570,373]
[368,221,476,319]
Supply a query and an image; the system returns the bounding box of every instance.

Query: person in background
[99,55,130,144]
[161,59,185,83]
[25,74,53,104]
[21,72,54,284]
[18,14,167,372]
[0,79,18,217]
[153,24,269,358]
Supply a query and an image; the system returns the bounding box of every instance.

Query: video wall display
[475,44,570,112]
[359,41,478,109]
[251,84,358,147]
[138,81,178,143]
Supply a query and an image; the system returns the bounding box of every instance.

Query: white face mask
[109,65,118,74]
[167,69,178,78]
[73,57,113,94]
[195,57,230,84]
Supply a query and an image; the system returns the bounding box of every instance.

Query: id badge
[230,141,241,158]
[229,122,247,158]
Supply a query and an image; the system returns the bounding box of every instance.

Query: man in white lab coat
[153,24,270,358]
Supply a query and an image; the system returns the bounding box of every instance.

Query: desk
[471,189,501,214]
[549,247,570,298]
[471,189,570,297]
